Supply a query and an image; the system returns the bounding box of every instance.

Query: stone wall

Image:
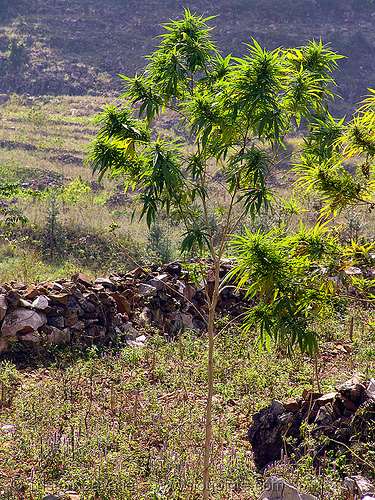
[0,260,246,355]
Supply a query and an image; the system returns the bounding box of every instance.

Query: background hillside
[0,0,374,112]
[0,0,375,281]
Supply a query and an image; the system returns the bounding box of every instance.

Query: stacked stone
[248,376,375,476]
[0,260,244,354]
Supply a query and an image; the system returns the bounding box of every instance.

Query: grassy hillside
[0,5,375,500]
[0,94,149,281]
[0,0,374,111]
[0,89,374,283]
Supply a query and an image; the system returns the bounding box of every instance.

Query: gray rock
[123,322,138,340]
[176,280,185,295]
[32,295,50,310]
[1,424,15,435]
[259,476,318,500]
[352,476,375,497]
[148,274,168,291]
[1,308,46,341]
[344,266,362,276]
[19,332,41,349]
[139,307,152,327]
[0,295,7,321]
[169,311,194,330]
[366,378,375,400]
[126,339,145,348]
[337,376,366,402]
[180,312,194,330]
[314,406,334,427]
[343,477,356,494]
[47,327,71,345]
[94,277,115,289]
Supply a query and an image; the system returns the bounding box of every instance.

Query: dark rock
[248,400,302,470]
[193,318,206,331]
[67,296,83,316]
[110,292,131,314]
[47,305,67,318]
[5,290,21,308]
[83,291,99,304]
[139,283,157,296]
[183,284,196,302]
[125,267,144,280]
[77,297,96,313]
[47,316,65,329]
[314,406,334,427]
[23,284,39,300]
[161,261,182,276]
[66,311,78,327]
[354,398,375,424]
[302,389,323,402]
[366,378,375,400]
[49,292,70,306]
[339,394,358,412]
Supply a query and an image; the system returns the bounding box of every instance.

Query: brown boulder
[71,272,93,287]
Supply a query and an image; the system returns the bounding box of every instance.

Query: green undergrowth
[0,308,374,500]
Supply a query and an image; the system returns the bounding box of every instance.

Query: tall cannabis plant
[88,11,342,498]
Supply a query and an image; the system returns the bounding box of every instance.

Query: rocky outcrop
[249,376,375,472]
[0,260,245,355]
[248,400,302,471]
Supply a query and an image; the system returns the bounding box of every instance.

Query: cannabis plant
[88,11,342,498]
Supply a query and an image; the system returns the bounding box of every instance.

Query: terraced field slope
[0,0,374,112]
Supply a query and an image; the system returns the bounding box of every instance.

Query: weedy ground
[0,306,374,500]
